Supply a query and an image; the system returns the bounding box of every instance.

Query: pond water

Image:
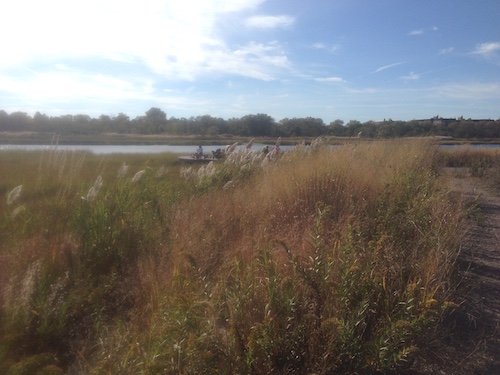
[0,143,498,155]
[0,143,289,155]
[439,144,500,149]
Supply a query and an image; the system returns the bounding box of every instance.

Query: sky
[1,0,499,123]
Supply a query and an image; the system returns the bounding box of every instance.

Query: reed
[0,140,478,374]
[437,145,500,177]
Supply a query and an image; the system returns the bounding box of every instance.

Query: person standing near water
[195,145,203,159]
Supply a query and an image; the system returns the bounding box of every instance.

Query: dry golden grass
[169,140,440,274]
[0,140,476,374]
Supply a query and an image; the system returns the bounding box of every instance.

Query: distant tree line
[1,108,499,139]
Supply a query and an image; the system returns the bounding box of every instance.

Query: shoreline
[1,132,500,146]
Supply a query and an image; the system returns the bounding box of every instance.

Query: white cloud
[245,15,295,28]
[0,69,209,116]
[409,30,424,36]
[408,26,438,36]
[471,42,500,55]
[439,47,454,54]
[226,41,291,80]
[314,77,345,83]
[312,43,326,49]
[373,62,405,73]
[0,0,277,81]
[0,71,146,102]
[401,72,420,81]
[312,42,341,53]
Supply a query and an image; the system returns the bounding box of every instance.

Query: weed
[0,141,477,374]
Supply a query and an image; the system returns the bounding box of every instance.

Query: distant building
[413,116,494,125]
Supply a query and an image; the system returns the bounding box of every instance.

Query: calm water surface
[1,143,498,155]
[0,143,287,154]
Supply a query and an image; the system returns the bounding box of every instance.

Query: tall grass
[0,140,472,374]
[437,145,500,178]
[0,150,182,373]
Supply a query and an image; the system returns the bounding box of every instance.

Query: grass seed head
[85,175,103,201]
[132,170,146,183]
[117,162,129,179]
[7,185,23,205]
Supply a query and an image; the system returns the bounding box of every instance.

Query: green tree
[33,112,51,131]
[281,117,325,137]
[327,119,345,136]
[144,107,167,133]
[345,120,362,137]
[113,113,130,133]
[7,111,32,131]
[239,114,276,136]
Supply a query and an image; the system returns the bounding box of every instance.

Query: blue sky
[1,0,499,123]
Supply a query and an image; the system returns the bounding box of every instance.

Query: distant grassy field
[2,131,468,146]
[1,140,497,374]
[0,132,298,146]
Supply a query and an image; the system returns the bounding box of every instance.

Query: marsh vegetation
[1,140,499,374]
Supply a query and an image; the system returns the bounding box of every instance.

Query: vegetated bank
[0,130,385,146]
[0,139,477,374]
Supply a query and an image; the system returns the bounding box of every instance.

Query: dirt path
[454,174,500,374]
[411,171,500,374]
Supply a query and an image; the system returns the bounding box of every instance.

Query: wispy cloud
[373,62,405,73]
[245,15,295,28]
[312,42,341,53]
[408,26,438,36]
[230,41,291,80]
[439,47,455,55]
[409,30,424,36]
[314,76,345,83]
[471,42,500,55]
[0,0,277,82]
[401,72,420,81]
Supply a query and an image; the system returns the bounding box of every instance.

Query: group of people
[194,143,281,160]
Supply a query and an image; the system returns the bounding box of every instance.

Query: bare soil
[408,169,500,374]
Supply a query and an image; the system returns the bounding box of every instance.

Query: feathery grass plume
[275,136,281,147]
[206,161,216,175]
[85,175,103,201]
[264,148,278,162]
[180,166,196,180]
[117,162,129,179]
[197,165,207,179]
[310,136,325,150]
[246,138,255,149]
[251,152,265,165]
[156,165,167,178]
[7,185,23,205]
[132,170,146,183]
[227,141,239,153]
[199,161,216,178]
[10,204,26,219]
[19,260,42,309]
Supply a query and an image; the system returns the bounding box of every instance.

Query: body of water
[0,143,288,155]
[439,144,500,149]
[0,143,498,155]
